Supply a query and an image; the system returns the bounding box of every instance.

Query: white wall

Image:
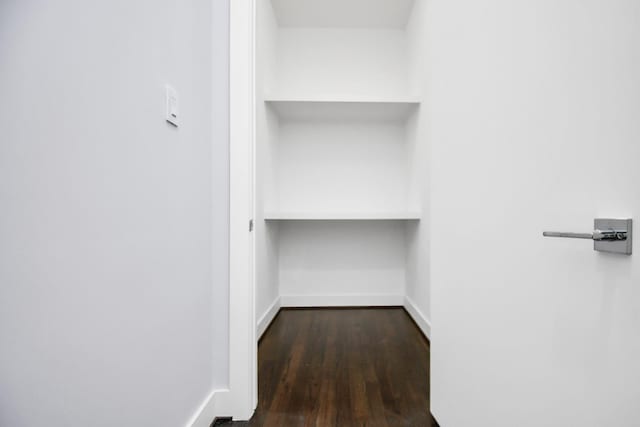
[270,0,416,29]
[428,0,640,425]
[404,0,431,335]
[276,118,410,213]
[0,1,229,426]
[210,0,230,393]
[275,29,408,97]
[255,0,281,333]
[279,221,407,304]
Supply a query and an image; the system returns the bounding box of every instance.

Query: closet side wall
[404,0,432,337]
[255,0,281,336]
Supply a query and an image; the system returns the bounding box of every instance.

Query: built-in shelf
[264,212,421,221]
[264,97,420,120]
[264,95,421,103]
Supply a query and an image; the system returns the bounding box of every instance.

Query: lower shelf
[264,211,421,221]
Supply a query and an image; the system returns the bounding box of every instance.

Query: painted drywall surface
[276,28,408,98]
[211,0,231,393]
[255,0,281,330]
[404,0,430,327]
[270,0,416,29]
[276,118,410,213]
[278,221,407,300]
[0,0,229,426]
[428,0,640,425]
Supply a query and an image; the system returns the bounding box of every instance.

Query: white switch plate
[166,85,179,127]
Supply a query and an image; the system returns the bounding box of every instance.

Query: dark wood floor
[220,308,437,427]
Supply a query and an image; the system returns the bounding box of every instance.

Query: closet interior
[254,0,430,339]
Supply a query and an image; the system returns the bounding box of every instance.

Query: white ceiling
[270,0,416,29]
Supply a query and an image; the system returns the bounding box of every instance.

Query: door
[428,1,640,426]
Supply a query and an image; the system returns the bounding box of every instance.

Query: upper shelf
[264,211,421,221]
[264,97,420,121]
[270,0,417,29]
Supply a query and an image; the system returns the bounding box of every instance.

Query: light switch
[166,85,179,127]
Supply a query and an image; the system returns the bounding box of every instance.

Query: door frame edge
[222,0,257,420]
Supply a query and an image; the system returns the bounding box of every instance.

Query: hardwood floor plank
[313,379,337,427]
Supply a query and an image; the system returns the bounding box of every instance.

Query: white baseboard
[403,296,431,339]
[280,294,404,307]
[257,296,281,339]
[186,389,230,427]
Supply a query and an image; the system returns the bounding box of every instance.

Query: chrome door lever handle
[542,230,627,241]
[542,218,632,255]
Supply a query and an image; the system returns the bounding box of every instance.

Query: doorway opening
[229,0,433,422]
